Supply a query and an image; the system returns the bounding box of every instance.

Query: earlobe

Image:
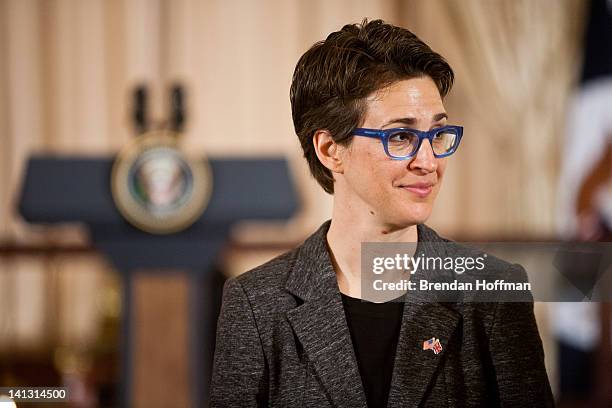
[313,130,344,173]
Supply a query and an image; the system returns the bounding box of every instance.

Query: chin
[399,204,432,226]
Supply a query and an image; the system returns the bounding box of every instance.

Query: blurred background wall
[0,0,595,406]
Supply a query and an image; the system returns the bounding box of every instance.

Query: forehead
[362,77,446,127]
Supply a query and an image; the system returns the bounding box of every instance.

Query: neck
[326,195,418,297]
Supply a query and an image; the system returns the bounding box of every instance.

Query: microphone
[133,85,149,134]
[170,85,185,132]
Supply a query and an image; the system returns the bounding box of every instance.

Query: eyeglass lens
[387,129,457,158]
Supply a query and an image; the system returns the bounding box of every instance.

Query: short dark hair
[290,19,454,194]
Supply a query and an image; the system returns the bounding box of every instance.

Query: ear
[313,130,345,174]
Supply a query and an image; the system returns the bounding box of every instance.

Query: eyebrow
[381,112,448,128]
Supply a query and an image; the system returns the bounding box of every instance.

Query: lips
[400,182,434,198]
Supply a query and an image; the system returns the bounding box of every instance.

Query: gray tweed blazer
[210,220,554,407]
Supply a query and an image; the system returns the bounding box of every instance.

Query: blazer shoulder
[438,239,525,280]
[423,226,532,305]
[421,224,530,286]
[232,245,299,300]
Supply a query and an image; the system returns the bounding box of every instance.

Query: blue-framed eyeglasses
[352,125,463,160]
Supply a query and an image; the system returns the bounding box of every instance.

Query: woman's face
[338,76,449,229]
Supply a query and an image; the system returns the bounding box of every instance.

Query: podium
[19,156,298,407]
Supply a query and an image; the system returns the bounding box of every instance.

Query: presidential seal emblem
[111,130,212,234]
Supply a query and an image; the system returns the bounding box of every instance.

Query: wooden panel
[132,271,190,408]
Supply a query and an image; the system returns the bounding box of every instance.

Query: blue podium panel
[19,156,299,226]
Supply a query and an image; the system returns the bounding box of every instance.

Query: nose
[409,139,437,173]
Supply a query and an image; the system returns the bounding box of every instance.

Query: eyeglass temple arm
[352,128,385,139]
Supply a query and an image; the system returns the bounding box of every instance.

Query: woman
[210,19,554,407]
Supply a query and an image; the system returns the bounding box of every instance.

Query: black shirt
[341,293,405,408]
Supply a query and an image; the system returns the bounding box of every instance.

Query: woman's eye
[389,132,413,143]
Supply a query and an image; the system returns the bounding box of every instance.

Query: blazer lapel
[286,296,368,407]
[387,223,461,407]
[386,300,460,407]
[285,220,368,407]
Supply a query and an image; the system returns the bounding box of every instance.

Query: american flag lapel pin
[423,337,443,355]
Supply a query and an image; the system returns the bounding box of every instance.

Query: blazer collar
[284,219,446,301]
[284,220,337,301]
[285,220,461,407]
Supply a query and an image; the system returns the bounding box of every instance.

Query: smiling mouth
[400,184,434,198]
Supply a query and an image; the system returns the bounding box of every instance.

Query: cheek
[362,152,403,185]
[436,159,447,182]
[344,146,395,196]
[344,140,384,176]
